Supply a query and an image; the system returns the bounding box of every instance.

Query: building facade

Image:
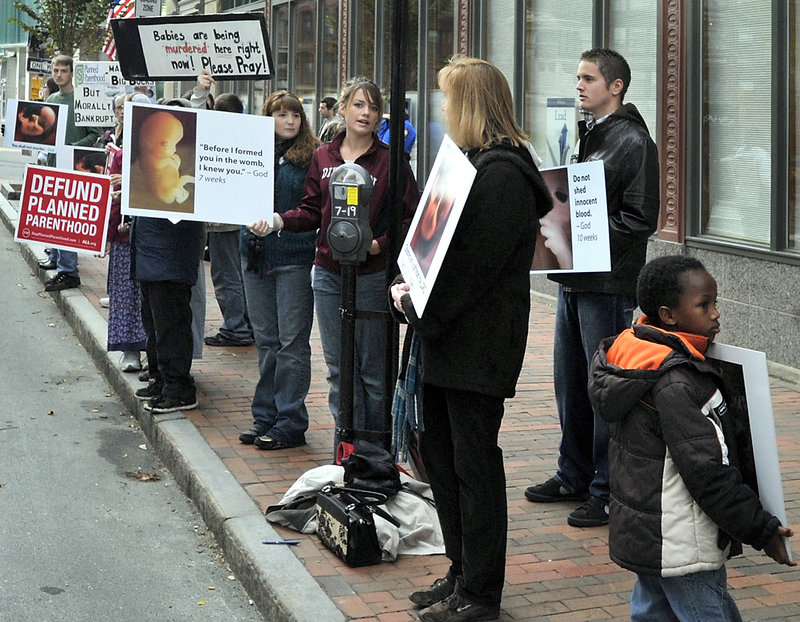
[2,0,798,373]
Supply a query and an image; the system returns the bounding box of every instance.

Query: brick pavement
[32,248,800,621]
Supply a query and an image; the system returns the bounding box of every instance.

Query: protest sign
[530,160,610,274]
[121,102,273,224]
[3,99,68,153]
[57,146,108,174]
[112,13,273,81]
[16,165,111,254]
[74,61,156,126]
[398,135,476,317]
[544,97,577,167]
[706,343,792,560]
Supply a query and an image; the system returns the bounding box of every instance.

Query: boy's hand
[763,526,797,566]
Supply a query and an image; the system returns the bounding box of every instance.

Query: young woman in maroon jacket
[249,77,418,451]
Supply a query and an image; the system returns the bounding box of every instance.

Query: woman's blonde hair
[262,90,319,167]
[437,56,528,150]
[337,77,384,134]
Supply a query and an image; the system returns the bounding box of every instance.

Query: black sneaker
[44,272,81,292]
[239,424,267,444]
[134,381,163,401]
[419,592,500,622]
[567,496,609,528]
[253,435,306,450]
[410,576,456,608]
[524,476,588,503]
[144,395,197,413]
[203,333,254,347]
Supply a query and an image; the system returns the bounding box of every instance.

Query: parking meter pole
[337,262,357,452]
[327,163,374,462]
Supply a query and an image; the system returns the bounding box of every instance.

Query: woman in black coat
[390,56,552,621]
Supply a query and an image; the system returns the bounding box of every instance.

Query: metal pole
[382,0,409,446]
[337,262,357,448]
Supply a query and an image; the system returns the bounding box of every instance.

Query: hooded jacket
[394,142,552,398]
[280,132,419,275]
[588,319,780,577]
[550,103,659,297]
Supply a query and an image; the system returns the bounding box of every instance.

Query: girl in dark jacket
[237,91,319,450]
[390,57,552,621]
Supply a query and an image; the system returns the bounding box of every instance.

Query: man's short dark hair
[52,54,73,71]
[580,48,631,101]
[636,255,707,320]
[321,96,337,110]
[214,93,244,114]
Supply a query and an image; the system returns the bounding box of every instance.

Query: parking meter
[327,163,374,265]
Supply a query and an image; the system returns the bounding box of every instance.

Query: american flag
[102,0,136,61]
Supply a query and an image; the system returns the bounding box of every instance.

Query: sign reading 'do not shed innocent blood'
[111,13,273,81]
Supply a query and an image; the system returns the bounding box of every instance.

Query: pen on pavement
[262,540,299,545]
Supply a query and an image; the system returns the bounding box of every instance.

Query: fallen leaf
[198,600,206,606]
[124,471,161,482]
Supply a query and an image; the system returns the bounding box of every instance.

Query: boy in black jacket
[588,255,794,621]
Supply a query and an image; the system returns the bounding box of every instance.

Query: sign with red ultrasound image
[15,165,112,254]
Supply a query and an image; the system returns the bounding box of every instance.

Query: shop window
[523,0,591,167]
[353,0,377,77]
[700,2,771,245]
[607,1,658,140]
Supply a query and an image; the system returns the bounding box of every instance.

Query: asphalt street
[0,219,264,621]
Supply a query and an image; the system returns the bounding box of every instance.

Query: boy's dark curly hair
[636,255,706,320]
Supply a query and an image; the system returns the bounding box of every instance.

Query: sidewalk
[2,184,799,621]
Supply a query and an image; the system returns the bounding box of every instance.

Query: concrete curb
[0,191,345,622]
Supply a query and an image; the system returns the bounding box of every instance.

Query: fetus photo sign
[530,160,610,274]
[16,165,111,254]
[398,135,476,317]
[121,102,274,224]
[3,99,68,153]
[57,146,108,174]
[705,343,792,560]
[111,13,273,81]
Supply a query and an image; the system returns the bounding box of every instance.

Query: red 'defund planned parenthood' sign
[16,165,111,254]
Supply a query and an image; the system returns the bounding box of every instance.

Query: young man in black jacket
[525,48,660,527]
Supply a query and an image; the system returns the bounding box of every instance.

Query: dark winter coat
[550,103,659,297]
[130,216,205,285]
[588,319,780,577]
[394,142,552,399]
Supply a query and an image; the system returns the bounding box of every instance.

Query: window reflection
[701,2,771,245]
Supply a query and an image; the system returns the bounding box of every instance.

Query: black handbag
[315,485,398,567]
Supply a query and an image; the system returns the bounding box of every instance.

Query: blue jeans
[631,567,743,622]
[208,230,252,341]
[554,287,635,501]
[190,260,205,359]
[50,248,78,274]
[313,267,387,435]
[243,262,313,444]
